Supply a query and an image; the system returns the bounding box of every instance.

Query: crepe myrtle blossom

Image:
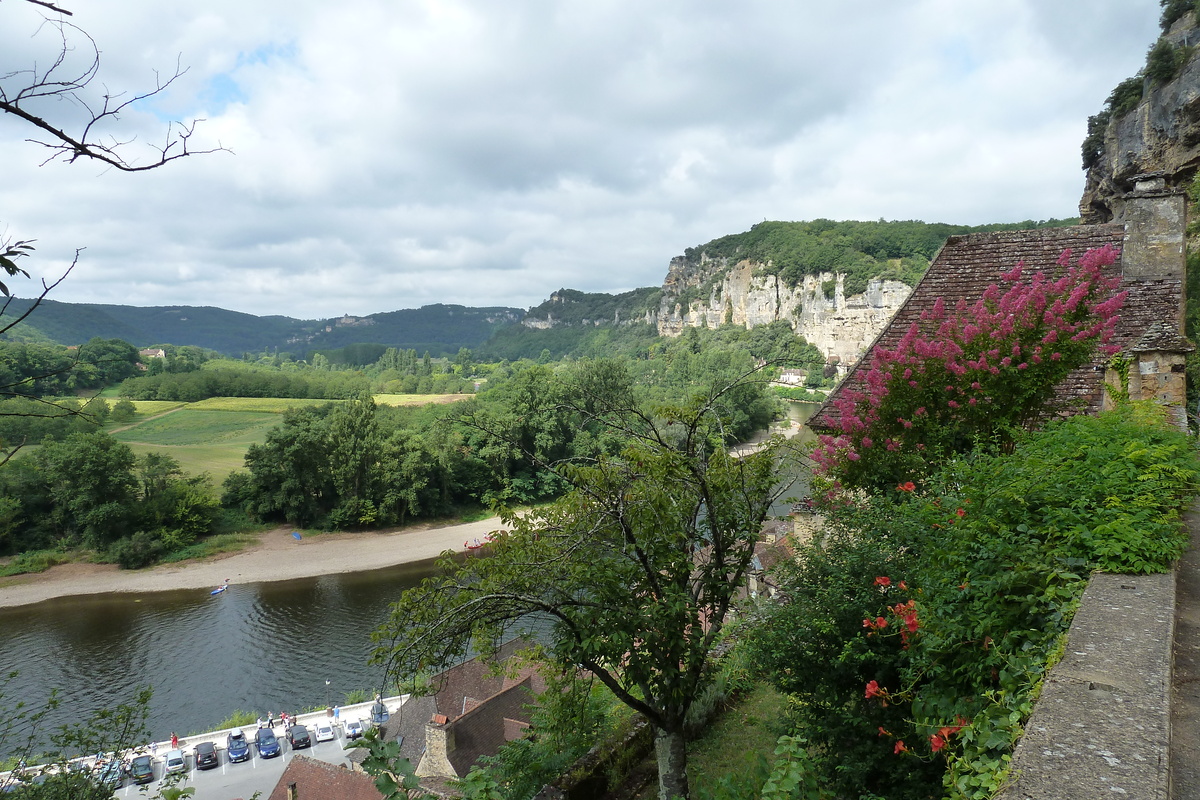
[812,245,1125,491]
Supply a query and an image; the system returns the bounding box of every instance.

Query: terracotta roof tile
[808,223,1182,432]
[267,755,385,800]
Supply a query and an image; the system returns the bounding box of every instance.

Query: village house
[809,177,1191,434]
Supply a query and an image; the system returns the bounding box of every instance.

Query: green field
[105,395,464,483]
[112,409,279,481]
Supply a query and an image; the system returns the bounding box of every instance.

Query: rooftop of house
[808,221,1184,433]
[266,755,384,800]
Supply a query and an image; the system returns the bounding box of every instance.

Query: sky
[0,0,1164,321]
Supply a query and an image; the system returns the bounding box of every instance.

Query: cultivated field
[107,394,467,483]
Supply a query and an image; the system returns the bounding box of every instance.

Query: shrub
[751,403,1198,799]
[813,245,1125,493]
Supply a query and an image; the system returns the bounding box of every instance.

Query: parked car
[254,727,281,759]
[194,741,219,770]
[226,729,251,762]
[314,720,335,743]
[343,718,364,740]
[164,748,187,774]
[126,754,155,785]
[287,724,312,749]
[93,760,122,790]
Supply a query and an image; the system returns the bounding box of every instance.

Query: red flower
[874,576,892,587]
[955,508,966,518]
[896,481,916,492]
[864,680,881,699]
[898,581,908,591]
[894,740,908,754]
[877,726,890,737]
[929,734,946,752]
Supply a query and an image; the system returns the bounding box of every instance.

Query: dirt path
[0,516,508,610]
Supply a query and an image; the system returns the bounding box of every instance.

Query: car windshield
[257,730,276,743]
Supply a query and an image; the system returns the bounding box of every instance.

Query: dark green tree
[374,369,798,800]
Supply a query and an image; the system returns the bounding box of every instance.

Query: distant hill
[1,298,524,357]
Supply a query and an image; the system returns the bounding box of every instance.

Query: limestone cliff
[653,254,911,369]
[1081,15,1200,221]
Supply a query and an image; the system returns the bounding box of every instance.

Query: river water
[0,403,819,757]
[0,559,442,754]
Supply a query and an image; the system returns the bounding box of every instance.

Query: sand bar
[0,517,507,610]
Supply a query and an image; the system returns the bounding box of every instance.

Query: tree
[0,0,225,462]
[33,431,137,548]
[2,1,226,171]
[374,365,798,800]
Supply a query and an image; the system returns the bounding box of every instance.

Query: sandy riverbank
[0,516,508,610]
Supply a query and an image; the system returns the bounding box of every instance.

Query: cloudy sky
[0,0,1163,320]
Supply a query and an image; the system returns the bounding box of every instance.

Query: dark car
[226,729,251,763]
[194,740,219,770]
[254,728,281,759]
[287,724,312,749]
[126,754,155,785]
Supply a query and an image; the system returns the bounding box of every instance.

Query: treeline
[119,345,477,402]
[0,338,141,396]
[0,436,219,568]
[223,349,779,530]
[681,218,1079,298]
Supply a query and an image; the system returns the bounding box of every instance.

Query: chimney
[416,716,458,779]
[287,782,297,800]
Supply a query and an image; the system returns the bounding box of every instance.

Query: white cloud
[0,0,1163,320]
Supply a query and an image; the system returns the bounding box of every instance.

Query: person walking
[268,712,275,729]
[170,732,178,749]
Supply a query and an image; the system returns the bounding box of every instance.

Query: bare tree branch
[1,14,230,170]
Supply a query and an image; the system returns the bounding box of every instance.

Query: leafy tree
[374,368,798,800]
[32,431,137,548]
[109,398,136,423]
[327,393,385,527]
[0,679,183,800]
[240,405,338,526]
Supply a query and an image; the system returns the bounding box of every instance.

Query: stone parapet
[997,573,1175,800]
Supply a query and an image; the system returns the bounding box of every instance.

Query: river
[0,403,818,757]
[0,559,443,754]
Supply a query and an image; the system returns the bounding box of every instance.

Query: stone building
[809,179,1191,434]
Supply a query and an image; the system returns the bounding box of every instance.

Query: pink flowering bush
[814,245,1126,492]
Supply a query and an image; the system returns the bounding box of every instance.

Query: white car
[314,720,335,743]
[164,748,187,774]
[343,718,364,739]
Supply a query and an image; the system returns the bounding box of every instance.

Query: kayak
[210,585,227,595]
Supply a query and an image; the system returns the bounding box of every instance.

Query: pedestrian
[281,711,289,728]
[268,712,275,729]
[333,705,340,721]
[170,732,178,749]
[151,742,158,758]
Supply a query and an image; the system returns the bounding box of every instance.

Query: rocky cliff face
[1081,18,1200,221]
[653,254,911,369]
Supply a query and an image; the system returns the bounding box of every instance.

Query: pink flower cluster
[813,245,1126,481]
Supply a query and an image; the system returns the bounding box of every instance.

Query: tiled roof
[445,676,537,776]
[808,223,1182,432]
[267,755,384,800]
